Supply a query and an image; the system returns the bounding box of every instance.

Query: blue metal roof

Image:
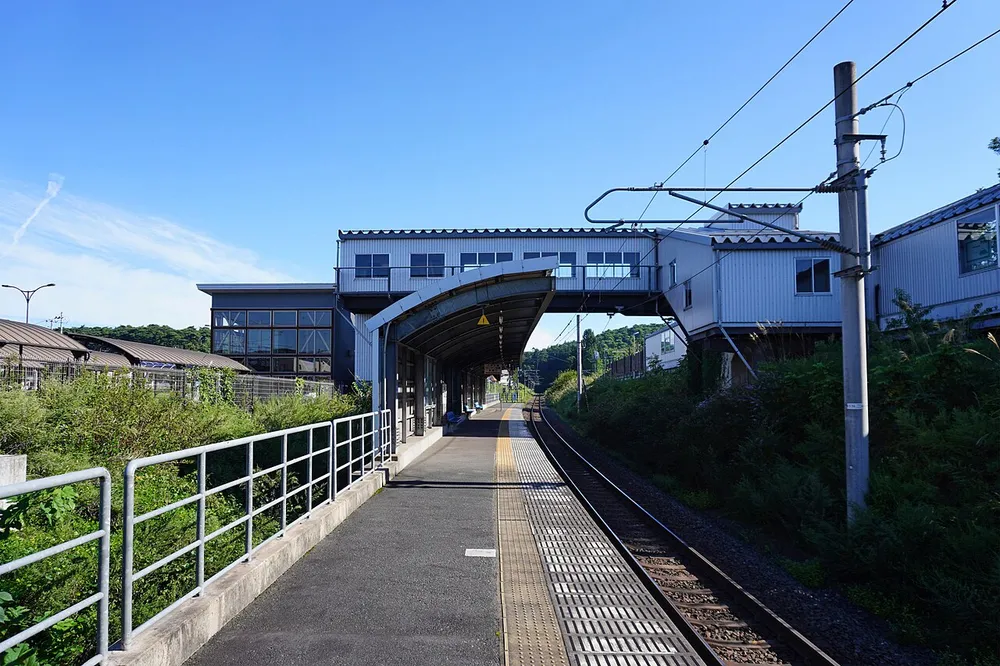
[873,183,1000,246]
[338,227,649,240]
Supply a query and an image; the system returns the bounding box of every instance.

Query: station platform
[185,406,702,666]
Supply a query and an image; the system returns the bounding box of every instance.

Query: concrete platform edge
[106,427,445,666]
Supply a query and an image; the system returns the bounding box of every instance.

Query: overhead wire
[558,0,859,344]
[603,0,960,295]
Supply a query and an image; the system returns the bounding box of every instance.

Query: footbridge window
[587,251,640,279]
[461,252,513,271]
[356,254,389,279]
[410,253,446,278]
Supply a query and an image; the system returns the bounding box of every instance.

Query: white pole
[834,61,870,524]
[576,314,583,411]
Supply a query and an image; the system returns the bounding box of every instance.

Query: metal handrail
[334,264,658,293]
[121,410,394,649]
[0,469,111,666]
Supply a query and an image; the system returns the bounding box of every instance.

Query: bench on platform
[445,411,466,432]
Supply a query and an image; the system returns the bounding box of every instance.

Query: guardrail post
[306,428,313,518]
[122,465,136,650]
[348,418,353,487]
[245,441,254,561]
[331,424,337,498]
[280,433,288,535]
[196,451,206,595]
[98,471,111,659]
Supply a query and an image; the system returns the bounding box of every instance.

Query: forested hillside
[523,322,662,389]
[65,324,211,353]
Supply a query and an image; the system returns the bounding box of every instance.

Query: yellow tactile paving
[497,407,570,666]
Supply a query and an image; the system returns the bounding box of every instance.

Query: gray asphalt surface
[185,413,503,666]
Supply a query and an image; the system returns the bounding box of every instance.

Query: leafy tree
[990,136,1000,179]
[64,325,211,353]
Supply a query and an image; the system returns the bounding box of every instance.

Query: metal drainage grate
[508,417,704,666]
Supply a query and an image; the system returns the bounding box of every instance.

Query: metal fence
[0,362,340,405]
[120,409,393,648]
[0,469,111,666]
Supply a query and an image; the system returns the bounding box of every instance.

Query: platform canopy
[366,257,558,372]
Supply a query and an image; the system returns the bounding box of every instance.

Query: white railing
[120,409,393,648]
[0,469,111,665]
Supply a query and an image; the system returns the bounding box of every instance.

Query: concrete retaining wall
[0,455,27,509]
[107,431,444,666]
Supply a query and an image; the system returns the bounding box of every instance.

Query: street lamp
[2,283,56,324]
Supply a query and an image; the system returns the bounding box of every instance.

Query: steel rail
[528,397,840,666]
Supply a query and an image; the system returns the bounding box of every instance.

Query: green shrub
[553,332,1000,661]
[0,373,364,665]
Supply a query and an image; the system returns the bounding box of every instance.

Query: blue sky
[1,0,997,348]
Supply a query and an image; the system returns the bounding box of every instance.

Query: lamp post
[2,283,55,324]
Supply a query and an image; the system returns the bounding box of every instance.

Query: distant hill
[65,325,211,353]
[522,322,663,390]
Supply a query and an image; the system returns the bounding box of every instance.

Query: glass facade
[211,308,334,379]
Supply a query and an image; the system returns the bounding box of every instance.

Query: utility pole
[576,314,583,412]
[833,61,870,524]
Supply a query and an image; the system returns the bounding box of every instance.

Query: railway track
[525,397,839,666]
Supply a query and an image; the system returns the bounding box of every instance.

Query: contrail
[2,173,64,256]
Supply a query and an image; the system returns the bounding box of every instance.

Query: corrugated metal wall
[661,239,716,335]
[339,234,656,294]
[352,313,373,381]
[719,248,841,325]
[644,327,686,369]
[874,215,1000,324]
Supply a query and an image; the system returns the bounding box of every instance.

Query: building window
[956,206,998,274]
[273,310,297,327]
[299,310,332,327]
[462,252,512,271]
[587,251,640,279]
[247,311,270,327]
[248,329,271,354]
[298,329,332,354]
[557,252,576,279]
[410,253,446,278]
[213,310,245,327]
[660,330,675,354]
[297,357,332,373]
[272,329,297,354]
[795,258,832,294]
[669,260,677,288]
[272,357,295,373]
[356,253,389,279]
[247,357,271,373]
[212,329,246,354]
[684,281,692,309]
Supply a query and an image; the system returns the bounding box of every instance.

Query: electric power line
[557,0,859,345]
[602,0,960,295]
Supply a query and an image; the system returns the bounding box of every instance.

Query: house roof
[338,227,650,240]
[82,350,133,369]
[707,229,840,246]
[873,183,1000,245]
[197,283,336,295]
[0,319,89,353]
[68,334,250,371]
[0,344,81,369]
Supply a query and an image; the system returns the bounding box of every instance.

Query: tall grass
[0,372,366,665]
[549,332,1000,662]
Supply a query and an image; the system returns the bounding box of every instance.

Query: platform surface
[184,406,703,666]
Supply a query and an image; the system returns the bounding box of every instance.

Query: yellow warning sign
[477,314,490,326]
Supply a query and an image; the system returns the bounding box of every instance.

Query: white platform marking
[465,548,497,557]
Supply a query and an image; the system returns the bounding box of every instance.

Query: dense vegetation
[523,322,662,390]
[0,372,366,665]
[548,325,1000,664]
[64,325,211,353]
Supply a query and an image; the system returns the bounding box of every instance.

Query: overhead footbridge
[363,257,558,444]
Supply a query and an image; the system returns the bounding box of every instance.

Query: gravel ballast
[538,405,940,666]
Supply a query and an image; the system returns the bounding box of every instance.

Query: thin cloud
[0,179,296,326]
[1,173,63,258]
